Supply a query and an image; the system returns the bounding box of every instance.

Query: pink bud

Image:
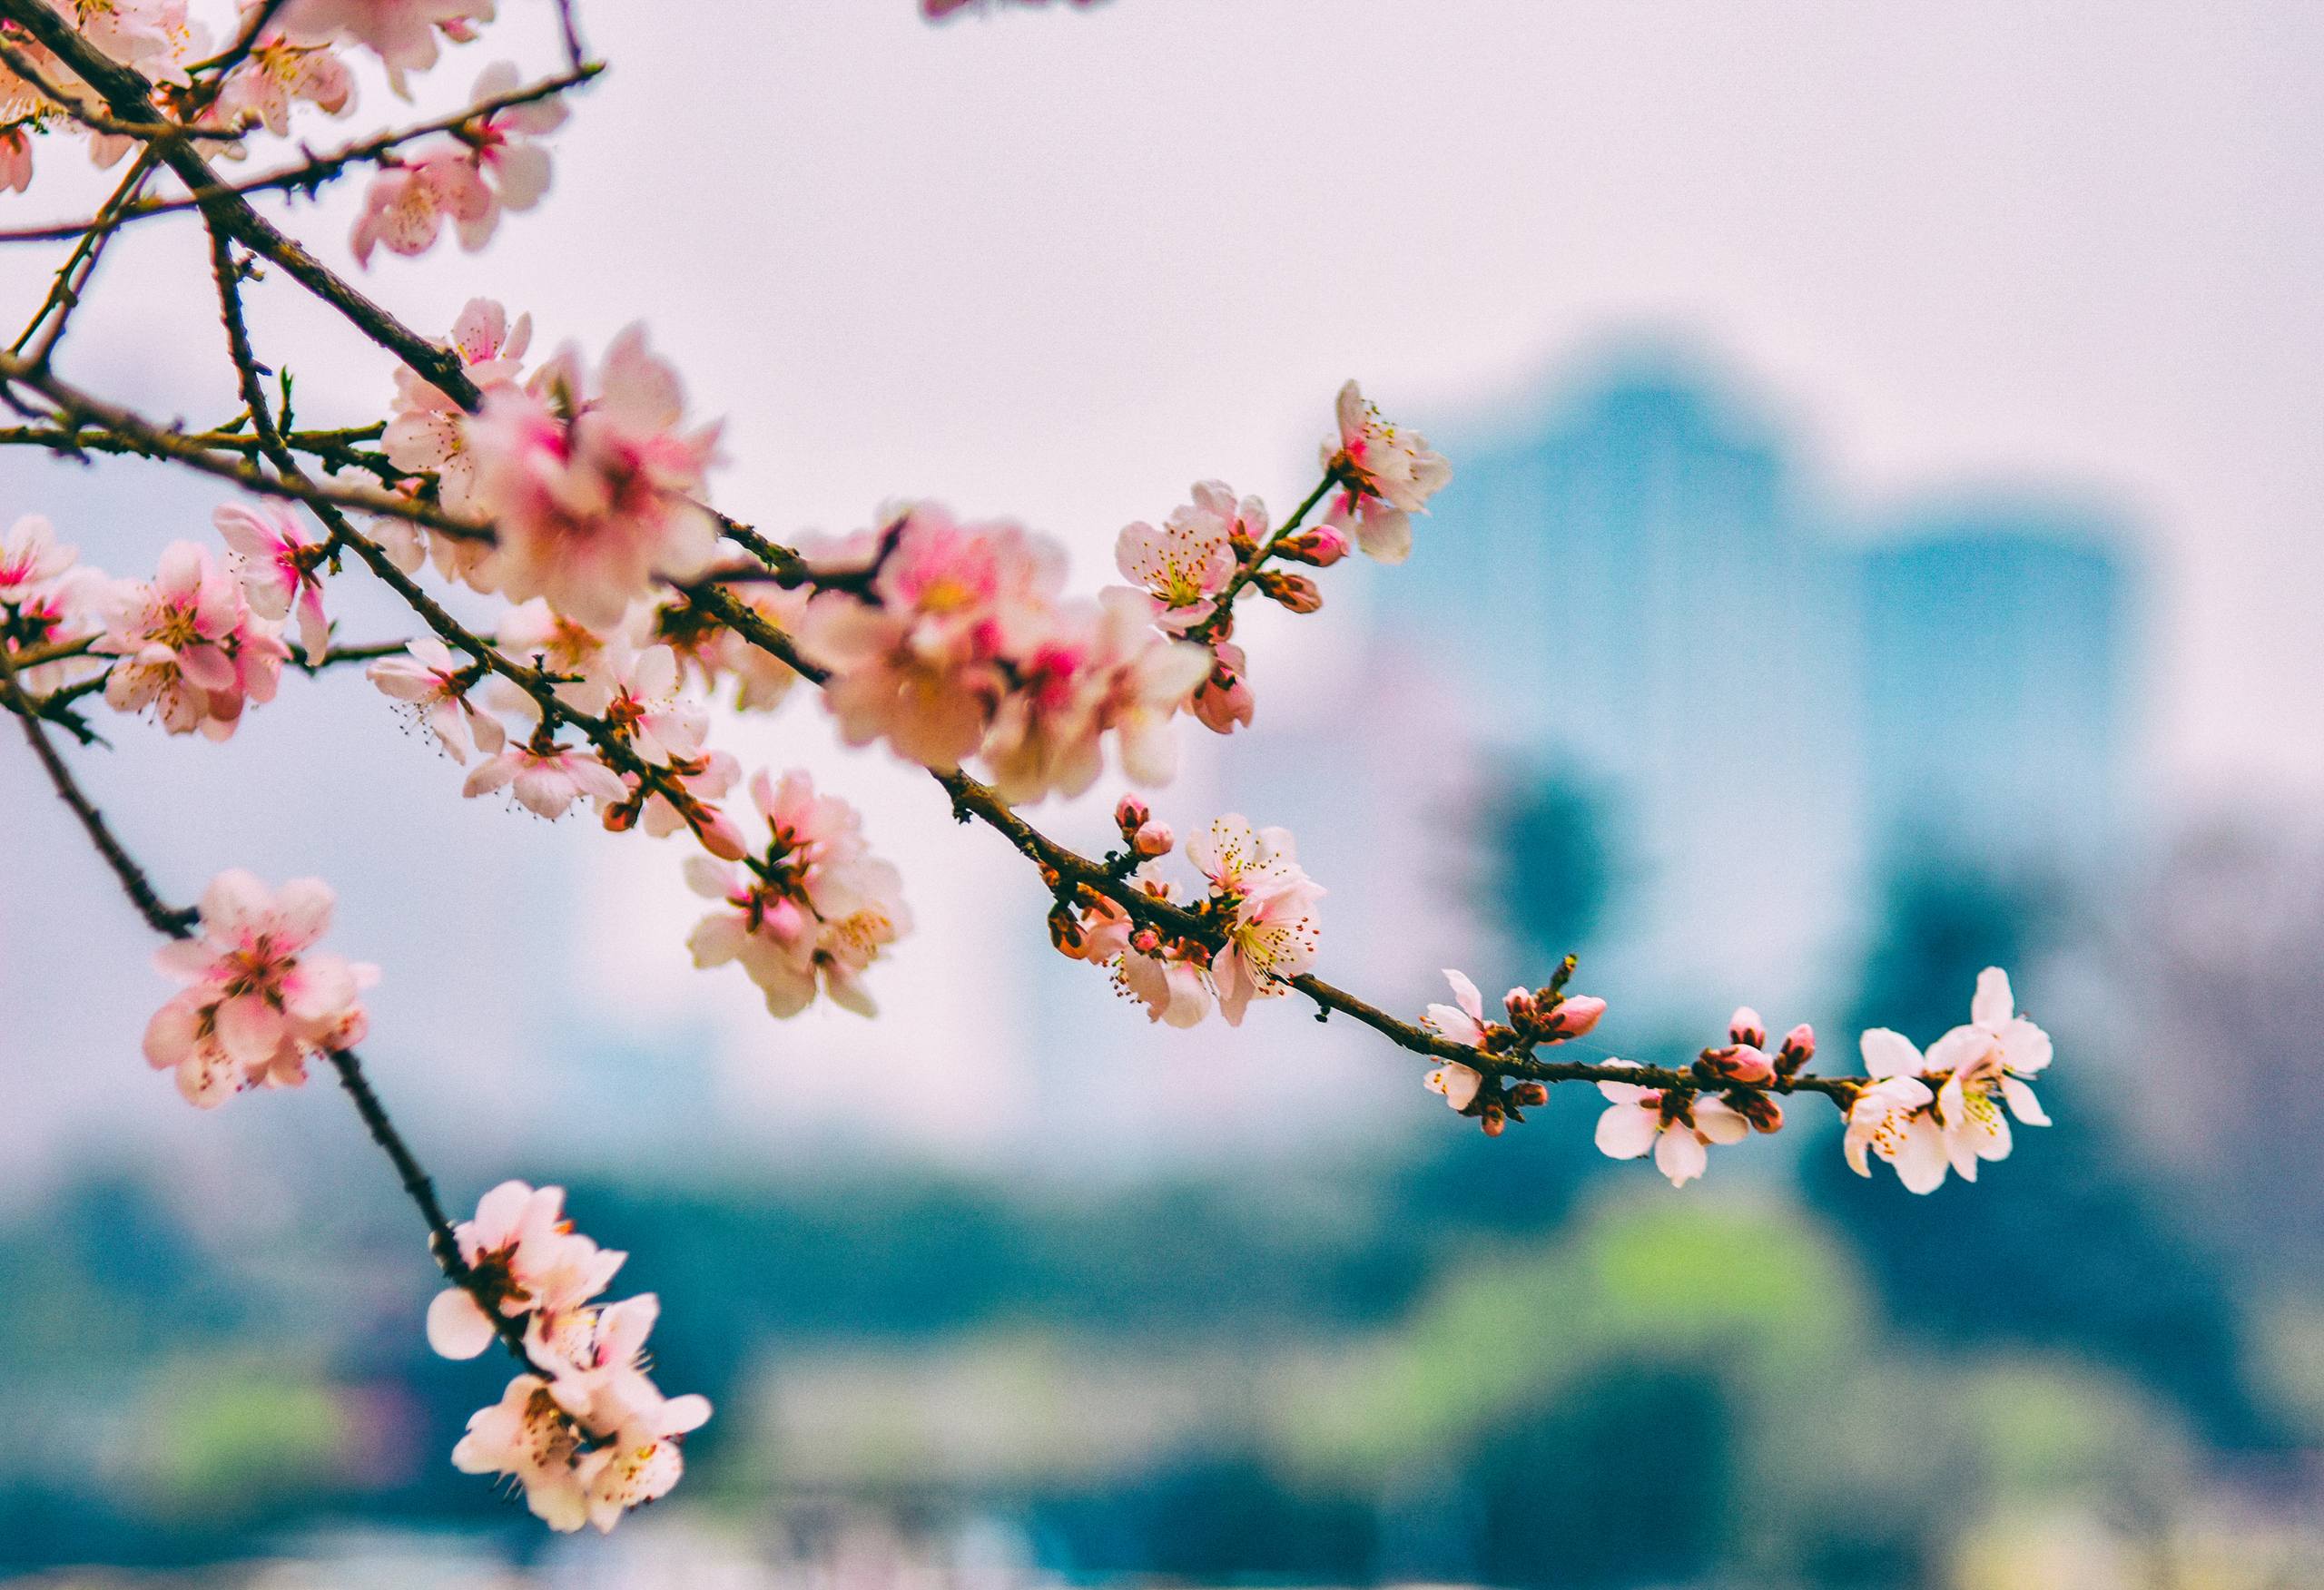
[1256,569,1324,613]
[1114,794,1150,835]
[1777,1023,1816,1073]
[1503,986,1539,1026]
[1133,820,1174,857]
[1736,1092,1785,1134]
[1129,928,1161,955]
[1277,526,1352,568]
[1701,1045,1775,1086]
[1512,1082,1548,1108]
[1541,994,1607,1041]
[696,809,751,862]
[1481,1104,1507,1137]
[1728,1006,1767,1049]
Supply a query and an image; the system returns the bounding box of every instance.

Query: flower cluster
[1845,968,2053,1194]
[94,540,290,741]
[1050,806,1323,1027]
[798,505,1209,803]
[460,323,723,626]
[1320,378,1452,565]
[430,1182,712,1534]
[684,769,911,1017]
[143,870,376,1107]
[1418,960,1610,1134]
[1588,1004,1805,1186]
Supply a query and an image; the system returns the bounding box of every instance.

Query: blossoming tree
[0,0,2057,1532]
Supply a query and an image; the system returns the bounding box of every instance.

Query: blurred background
[5,1,2324,1585]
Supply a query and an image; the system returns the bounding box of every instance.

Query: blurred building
[1409,347,2138,1016]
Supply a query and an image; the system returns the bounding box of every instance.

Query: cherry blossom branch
[0,64,602,246]
[672,579,1861,1110]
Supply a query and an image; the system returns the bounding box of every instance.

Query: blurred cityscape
[10,346,2324,1589]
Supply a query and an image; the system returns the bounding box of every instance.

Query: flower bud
[601,799,640,834]
[1047,906,1086,956]
[1503,986,1539,1027]
[1481,1104,1507,1137]
[1733,1091,1786,1134]
[1728,1006,1767,1049]
[1133,820,1174,858]
[695,808,751,862]
[1114,794,1150,837]
[1256,569,1324,614]
[1539,993,1607,1042]
[1512,1082,1549,1108]
[1777,1023,1816,1074]
[1129,927,1161,955]
[1699,1044,1775,1086]
[1276,525,1352,567]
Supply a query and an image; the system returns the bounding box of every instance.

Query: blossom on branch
[212,9,355,138]
[142,869,377,1107]
[94,541,288,741]
[1114,480,1254,633]
[462,738,626,819]
[214,499,330,662]
[382,296,532,526]
[425,1178,624,1359]
[464,325,723,627]
[1321,379,1451,564]
[350,64,567,265]
[1594,1061,1748,1187]
[277,0,493,96]
[367,635,504,762]
[684,768,911,1017]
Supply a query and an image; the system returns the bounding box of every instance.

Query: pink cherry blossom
[799,505,1064,773]
[1117,941,1216,1028]
[1593,1062,1748,1187]
[586,643,705,766]
[451,1374,603,1532]
[142,869,377,1107]
[1187,816,1323,1025]
[0,513,74,604]
[277,0,494,97]
[1114,480,1256,632]
[348,65,566,264]
[425,1180,625,1360]
[979,588,1209,804]
[367,636,506,763]
[381,297,532,523]
[1189,638,1254,735]
[1321,380,1452,564]
[213,499,330,662]
[1423,967,1490,1047]
[212,15,355,137]
[1843,1028,1948,1193]
[463,327,724,627]
[1925,967,2053,1182]
[684,769,911,1017]
[95,541,290,741]
[462,741,626,819]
